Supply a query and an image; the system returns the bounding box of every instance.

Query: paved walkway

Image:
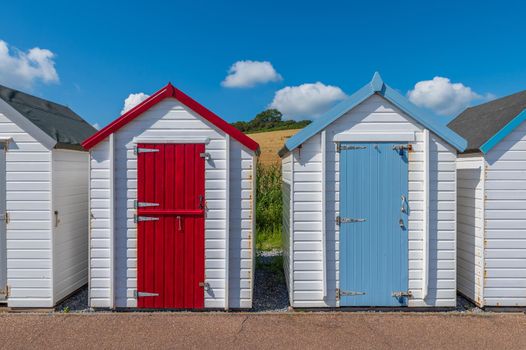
[1,312,525,349]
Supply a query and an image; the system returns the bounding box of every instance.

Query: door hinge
[0,285,10,298]
[337,144,367,152]
[392,291,413,298]
[392,144,412,152]
[199,152,211,160]
[336,288,366,300]
[134,200,160,208]
[336,216,367,225]
[3,212,8,224]
[133,290,159,298]
[199,282,210,291]
[134,147,160,155]
[134,215,160,223]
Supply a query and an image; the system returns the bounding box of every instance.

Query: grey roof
[448,90,526,153]
[0,84,97,151]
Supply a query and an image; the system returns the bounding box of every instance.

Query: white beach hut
[0,84,96,308]
[449,90,526,307]
[279,73,467,308]
[82,83,259,310]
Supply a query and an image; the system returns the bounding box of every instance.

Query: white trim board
[332,132,416,142]
[132,136,211,144]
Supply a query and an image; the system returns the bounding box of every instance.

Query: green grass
[256,162,283,251]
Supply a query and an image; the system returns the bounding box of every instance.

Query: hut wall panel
[456,157,485,306]
[0,111,53,308]
[484,120,526,306]
[287,95,457,307]
[52,149,89,304]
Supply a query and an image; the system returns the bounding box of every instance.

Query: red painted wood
[136,143,205,309]
[138,209,204,216]
[81,83,260,152]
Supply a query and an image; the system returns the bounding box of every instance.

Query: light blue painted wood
[339,142,409,306]
[282,73,467,154]
[480,108,526,153]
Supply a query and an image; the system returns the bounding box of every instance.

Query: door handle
[401,195,407,213]
[399,219,405,229]
[198,195,206,210]
[177,216,182,231]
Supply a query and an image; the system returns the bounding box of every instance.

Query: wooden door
[136,143,205,309]
[339,142,409,306]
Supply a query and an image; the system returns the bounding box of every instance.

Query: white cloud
[121,92,150,114]
[222,60,282,88]
[269,82,347,120]
[0,39,59,89]
[407,76,483,116]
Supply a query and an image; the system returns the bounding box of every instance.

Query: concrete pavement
[1,312,525,349]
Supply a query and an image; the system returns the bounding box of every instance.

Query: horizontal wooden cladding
[284,95,457,307]
[480,119,526,306]
[0,111,55,307]
[89,99,255,309]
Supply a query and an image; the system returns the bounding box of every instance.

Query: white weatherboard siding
[228,142,254,308]
[0,110,53,308]
[456,157,485,306]
[89,98,254,309]
[281,153,292,299]
[89,139,111,308]
[285,95,457,307]
[52,150,89,303]
[484,120,526,306]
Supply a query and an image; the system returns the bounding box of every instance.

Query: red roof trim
[82,83,260,152]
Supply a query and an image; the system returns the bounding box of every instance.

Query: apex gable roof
[448,90,526,154]
[279,73,467,157]
[82,83,259,152]
[0,84,97,150]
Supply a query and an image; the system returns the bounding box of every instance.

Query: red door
[136,143,205,309]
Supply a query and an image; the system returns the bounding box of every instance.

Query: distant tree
[231,109,311,133]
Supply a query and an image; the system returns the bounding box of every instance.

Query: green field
[255,163,282,251]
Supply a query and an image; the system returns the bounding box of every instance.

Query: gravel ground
[252,250,289,312]
[55,286,90,313]
[53,253,482,314]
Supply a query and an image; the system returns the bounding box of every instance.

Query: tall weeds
[256,162,282,251]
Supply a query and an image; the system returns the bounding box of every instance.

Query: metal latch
[133,290,159,298]
[392,291,413,298]
[392,144,412,152]
[134,215,160,223]
[336,288,365,300]
[199,152,211,160]
[337,144,367,152]
[336,216,367,225]
[0,285,10,298]
[134,147,160,155]
[134,201,160,208]
[199,282,210,291]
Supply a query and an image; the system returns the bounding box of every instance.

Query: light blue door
[339,142,409,306]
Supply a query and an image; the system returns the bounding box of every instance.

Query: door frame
[0,142,7,301]
[135,141,207,309]
[337,141,410,307]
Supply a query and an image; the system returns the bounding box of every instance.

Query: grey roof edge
[0,84,97,149]
[448,90,526,153]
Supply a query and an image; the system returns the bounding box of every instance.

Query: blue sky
[1,0,525,128]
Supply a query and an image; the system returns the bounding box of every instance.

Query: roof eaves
[480,108,526,154]
[281,82,375,156]
[380,84,467,152]
[281,72,467,155]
